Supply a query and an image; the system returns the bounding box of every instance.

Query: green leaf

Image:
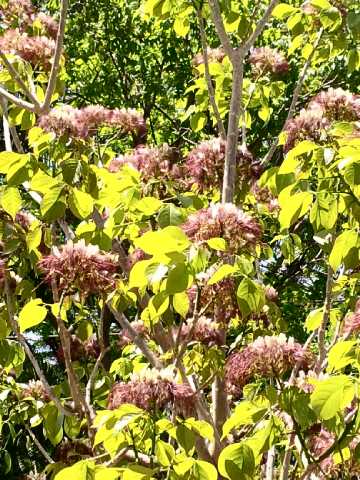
[237,278,265,317]
[0,339,25,371]
[279,191,313,230]
[207,265,236,285]
[157,204,184,228]
[1,187,22,220]
[309,193,338,231]
[343,162,360,186]
[40,184,66,221]
[129,259,153,288]
[272,3,297,19]
[166,263,191,294]
[192,460,218,480]
[18,298,47,333]
[206,238,227,251]
[0,152,30,185]
[222,399,269,438]
[329,230,358,271]
[43,403,64,446]
[327,341,357,372]
[173,291,190,318]
[305,308,323,331]
[176,424,195,454]
[145,263,168,284]
[155,440,175,467]
[69,189,94,219]
[173,16,190,37]
[54,461,95,480]
[135,196,162,216]
[135,226,190,255]
[310,375,355,420]
[218,443,255,480]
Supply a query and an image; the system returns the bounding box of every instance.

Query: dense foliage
[0,0,359,479]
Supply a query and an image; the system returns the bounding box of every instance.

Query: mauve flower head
[182,203,262,254]
[108,368,195,415]
[251,184,279,212]
[342,299,360,336]
[39,105,146,140]
[225,334,313,397]
[0,29,55,70]
[0,0,35,29]
[83,335,100,359]
[283,108,330,153]
[20,380,50,402]
[192,47,225,67]
[56,335,85,363]
[109,144,179,182]
[249,47,289,75]
[264,285,278,302]
[177,316,223,346]
[34,12,58,39]
[15,210,35,230]
[309,87,360,122]
[38,239,118,296]
[184,138,260,192]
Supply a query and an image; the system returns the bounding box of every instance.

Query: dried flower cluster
[15,210,35,230]
[109,144,180,182]
[184,138,261,192]
[182,203,262,254]
[125,248,148,271]
[284,88,360,152]
[108,368,195,416]
[192,47,225,67]
[308,88,360,122]
[38,240,118,296]
[0,29,55,70]
[225,334,313,397]
[176,317,223,347]
[0,0,58,38]
[249,47,289,75]
[56,335,100,363]
[54,440,93,465]
[20,380,50,402]
[309,428,360,478]
[188,275,239,324]
[38,105,146,140]
[251,184,280,212]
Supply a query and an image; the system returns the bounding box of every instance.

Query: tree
[0,0,359,479]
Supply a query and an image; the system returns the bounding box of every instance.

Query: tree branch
[3,275,72,416]
[196,9,226,140]
[208,0,234,59]
[0,84,37,112]
[244,0,279,51]
[108,303,163,370]
[42,0,68,112]
[25,425,54,464]
[0,52,41,108]
[0,97,12,151]
[85,347,110,416]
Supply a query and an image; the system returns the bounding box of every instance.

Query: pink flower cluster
[308,428,360,478]
[108,369,195,416]
[0,0,58,38]
[38,105,146,140]
[15,210,35,230]
[0,29,55,70]
[118,320,149,349]
[182,203,262,254]
[38,240,118,296]
[342,299,360,336]
[192,47,226,67]
[284,88,360,152]
[225,334,313,397]
[125,248,148,271]
[108,144,180,182]
[176,317,223,347]
[309,88,360,122]
[20,380,50,402]
[184,138,261,192]
[249,47,289,75]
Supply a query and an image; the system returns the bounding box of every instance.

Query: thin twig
[0,97,12,151]
[262,28,324,166]
[0,84,37,112]
[196,9,226,139]
[25,425,54,464]
[42,0,68,111]
[244,0,279,51]
[316,264,334,373]
[85,347,110,414]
